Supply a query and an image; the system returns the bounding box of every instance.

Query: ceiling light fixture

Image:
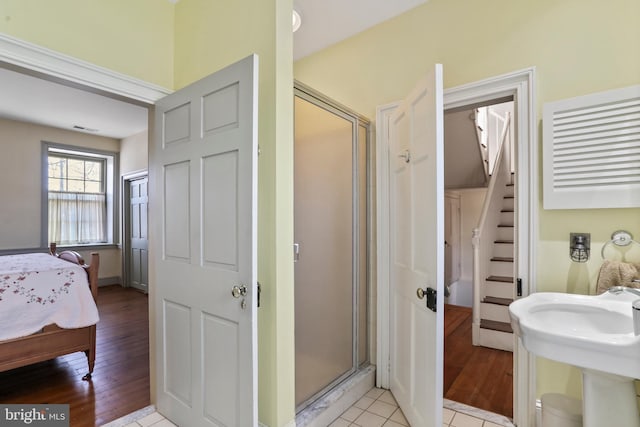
[292,10,301,32]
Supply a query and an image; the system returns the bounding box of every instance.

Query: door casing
[376,67,537,427]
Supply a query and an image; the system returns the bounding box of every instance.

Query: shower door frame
[293,81,372,412]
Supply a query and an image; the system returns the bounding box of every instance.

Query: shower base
[296,365,375,427]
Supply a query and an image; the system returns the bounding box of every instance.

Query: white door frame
[377,67,537,427]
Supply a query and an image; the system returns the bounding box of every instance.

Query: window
[44,143,118,247]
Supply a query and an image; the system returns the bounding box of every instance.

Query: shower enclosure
[294,82,370,412]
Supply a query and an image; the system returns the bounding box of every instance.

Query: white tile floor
[104,387,511,427]
[330,388,506,427]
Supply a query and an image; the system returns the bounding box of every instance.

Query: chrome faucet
[608,286,640,336]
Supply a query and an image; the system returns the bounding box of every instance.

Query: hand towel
[595,260,640,294]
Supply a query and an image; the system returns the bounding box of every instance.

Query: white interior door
[389,64,444,427]
[151,55,258,427]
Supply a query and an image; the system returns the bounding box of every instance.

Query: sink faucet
[607,286,640,336]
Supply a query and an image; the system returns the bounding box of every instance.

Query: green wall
[174,1,296,425]
[294,0,640,400]
[0,0,174,89]
[0,1,295,425]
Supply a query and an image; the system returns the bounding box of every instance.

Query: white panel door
[151,55,258,427]
[389,64,444,426]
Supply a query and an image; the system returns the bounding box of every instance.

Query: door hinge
[257,282,262,308]
[426,287,437,312]
[516,278,522,297]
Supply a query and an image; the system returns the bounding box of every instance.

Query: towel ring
[600,230,640,258]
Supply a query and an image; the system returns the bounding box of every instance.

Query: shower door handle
[294,243,300,262]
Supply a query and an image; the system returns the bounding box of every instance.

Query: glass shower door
[294,94,357,409]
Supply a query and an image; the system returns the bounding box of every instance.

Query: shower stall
[294,82,370,412]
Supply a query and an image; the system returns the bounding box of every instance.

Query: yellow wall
[0,0,174,89]
[294,0,640,400]
[174,1,295,425]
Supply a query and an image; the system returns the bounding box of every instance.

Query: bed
[0,243,99,380]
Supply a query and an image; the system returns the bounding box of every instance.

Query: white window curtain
[48,192,106,245]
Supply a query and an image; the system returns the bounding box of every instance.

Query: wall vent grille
[543,85,640,209]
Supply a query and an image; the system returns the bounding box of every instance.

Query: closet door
[128,176,148,293]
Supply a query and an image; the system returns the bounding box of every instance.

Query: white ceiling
[293,0,426,60]
[0,0,426,139]
[0,67,148,139]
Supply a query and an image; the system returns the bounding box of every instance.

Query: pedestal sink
[509,291,640,427]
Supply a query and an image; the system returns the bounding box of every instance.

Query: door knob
[416,288,426,299]
[231,285,247,298]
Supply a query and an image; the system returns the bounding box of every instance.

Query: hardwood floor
[0,285,150,427]
[444,303,513,418]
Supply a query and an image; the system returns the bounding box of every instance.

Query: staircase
[476,183,514,351]
[471,112,515,352]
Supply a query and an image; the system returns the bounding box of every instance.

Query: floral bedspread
[0,253,99,340]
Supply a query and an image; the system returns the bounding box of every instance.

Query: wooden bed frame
[0,243,99,380]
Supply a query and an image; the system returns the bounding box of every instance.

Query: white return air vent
[543,84,640,209]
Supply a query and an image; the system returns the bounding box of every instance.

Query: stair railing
[474,109,490,184]
[471,113,511,345]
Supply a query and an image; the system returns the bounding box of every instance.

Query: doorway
[376,67,536,427]
[0,37,159,425]
[443,99,515,418]
[293,82,370,413]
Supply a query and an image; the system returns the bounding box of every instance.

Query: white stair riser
[480,302,511,323]
[504,187,514,198]
[496,226,514,241]
[483,281,514,300]
[500,211,514,225]
[489,261,514,277]
[478,327,514,352]
[493,243,514,258]
[502,198,514,211]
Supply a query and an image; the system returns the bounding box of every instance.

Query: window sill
[55,243,119,252]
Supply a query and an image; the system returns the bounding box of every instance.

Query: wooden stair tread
[497,224,514,228]
[486,275,513,283]
[494,239,514,244]
[503,195,514,199]
[491,257,513,262]
[483,296,513,306]
[480,319,513,333]
[501,209,514,213]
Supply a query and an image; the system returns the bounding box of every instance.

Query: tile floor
[329,388,506,427]
[105,387,511,427]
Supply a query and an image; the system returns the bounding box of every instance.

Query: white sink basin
[509,291,640,379]
[509,291,640,427]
